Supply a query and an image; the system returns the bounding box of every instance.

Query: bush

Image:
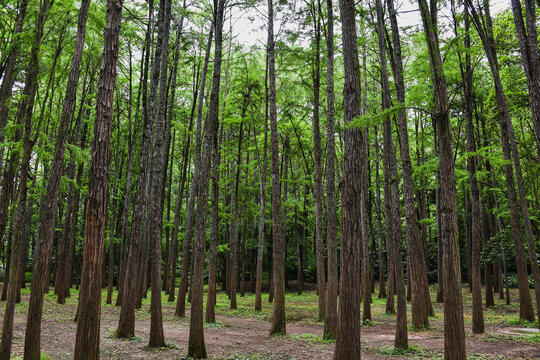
[504,273,534,289]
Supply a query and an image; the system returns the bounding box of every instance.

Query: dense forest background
[0,0,539,359]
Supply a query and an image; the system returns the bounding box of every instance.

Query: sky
[230,0,510,48]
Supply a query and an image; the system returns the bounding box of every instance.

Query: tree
[187,0,226,356]
[74,0,123,357]
[418,0,466,357]
[24,1,92,357]
[268,0,286,337]
[333,0,363,357]
[323,0,338,340]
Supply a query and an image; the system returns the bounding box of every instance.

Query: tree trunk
[333,0,363,357]
[268,0,286,337]
[254,51,269,312]
[388,0,432,329]
[0,0,52,357]
[205,123,223,323]
[176,24,214,318]
[73,1,123,358]
[323,0,338,339]
[418,0,466,357]
[309,4,326,321]
[467,0,536,322]
[510,0,540,157]
[187,0,225,357]
[116,0,154,337]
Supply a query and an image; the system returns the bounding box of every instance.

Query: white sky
[230,0,510,48]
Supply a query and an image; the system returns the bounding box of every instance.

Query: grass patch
[289,333,335,344]
[379,344,437,358]
[480,333,540,344]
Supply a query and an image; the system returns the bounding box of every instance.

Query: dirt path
[3,292,540,359]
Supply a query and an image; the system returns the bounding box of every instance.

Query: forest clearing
[2,0,540,358]
[2,286,539,359]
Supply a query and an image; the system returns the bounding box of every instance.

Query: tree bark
[187,0,225,357]
[323,0,338,339]
[268,0,286,337]
[387,0,431,329]
[73,1,123,358]
[333,0,363,357]
[418,0,466,357]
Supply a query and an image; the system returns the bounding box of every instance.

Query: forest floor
[1,283,539,359]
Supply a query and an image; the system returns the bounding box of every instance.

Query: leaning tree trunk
[74,1,123,358]
[510,0,540,157]
[419,0,466,357]
[387,0,431,330]
[0,1,52,357]
[466,0,536,322]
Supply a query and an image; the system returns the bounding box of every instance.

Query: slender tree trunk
[268,0,286,336]
[388,0,431,329]
[116,0,154,337]
[467,0,536,322]
[176,24,214,318]
[254,53,269,312]
[510,0,540,157]
[419,0,466,357]
[187,1,225,356]
[0,1,52,357]
[323,0,337,338]
[309,4,326,321]
[229,121,244,309]
[205,124,223,323]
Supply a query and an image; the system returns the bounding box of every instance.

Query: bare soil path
[2,289,539,359]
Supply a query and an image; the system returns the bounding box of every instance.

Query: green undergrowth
[289,333,335,344]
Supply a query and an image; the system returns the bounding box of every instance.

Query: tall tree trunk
[323,0,338,339]
[387,0,431,329]
[0,0,29,139]
[168,37,199,302]
[147,0,172,347]
[205,123,223,323]
[309,3,326,321]
[188,0,225,356]
[176,24,214,318]
[510,0,540,157]
[116,0,155,337]
[229,120,244,309]
[254,53,269,312]
[454,2,484,333]
[467,0,536,322]
[74,0,123,356]
[418,0,466,357]
[56,65,93,304]
[268,0,286,336]
[0,0,53,357]
[106,112,122,305]
[333,0,363,356]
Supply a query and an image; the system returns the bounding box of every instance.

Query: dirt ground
[2,289,540,359]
